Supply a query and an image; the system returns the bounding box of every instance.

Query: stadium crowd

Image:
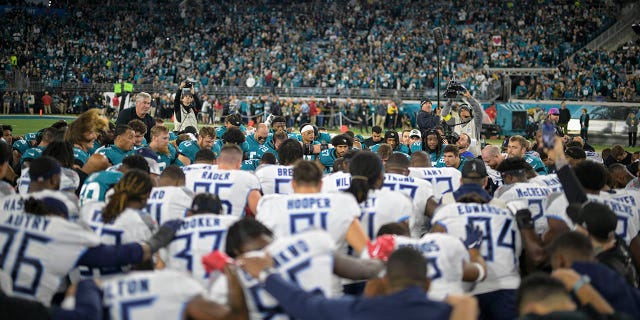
[1,0,638,101]
[0,99,640,319]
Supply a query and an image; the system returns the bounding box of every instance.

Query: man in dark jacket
[416,98,441,132]
[115,92,155,141]
[558,101,571,135]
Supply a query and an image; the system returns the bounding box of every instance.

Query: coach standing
[116,92,155,141]
[417,98,441,132]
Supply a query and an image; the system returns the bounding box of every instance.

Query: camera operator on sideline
[174,79,201,132]
[441,84,483,156]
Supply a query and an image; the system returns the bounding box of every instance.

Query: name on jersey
[272,239,310,268]
[398,239,440,253]
[335,177,349,187]
[200,172,230,180]
[104,278,149,299]
[515,188,551,198]
[612,195,637,207]
[180,216,223,230]
[595,199,634,216]
[2,198,24,211]
[361,197,377,209]
[287,197,331,210]
[456,204,510,216]
[150,190,166,200]
[3,213,51,232]
[540,177,560,186]
[385,175,415,183]
[277,168,293,176]
[419,169,445,176]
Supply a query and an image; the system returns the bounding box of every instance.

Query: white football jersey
[145,186,193,224]
[0,189,80,220]
[256,192,360,250]
[607,189,640,208]
[184,168,261,217]
[18,167,80,195]
[597,191,640,245]
[182,163,218,190]
[321,171,351,193]
[395,233,469,300]
[255,164,294,195]
[545,192,640,245]
[162,214,239,287]
[529,174,563,192]
[0,211,100,305]
[238,230,335,320]
[432,202,521,294]
[486,167,503,189]
[359,189,413,239]
[78,206,157,278]
[103,270,206,320]
[382,173,434,238]
[495,182,552,235]
[408,167,461,199]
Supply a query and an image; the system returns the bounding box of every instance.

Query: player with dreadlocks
[79,169,158,278]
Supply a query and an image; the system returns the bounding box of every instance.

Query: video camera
[443,80,467,99]
[445,131,459,144]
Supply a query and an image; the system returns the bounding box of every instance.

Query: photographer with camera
[441,83,484,156]
[173,79,201,133]
[416,98,442,132]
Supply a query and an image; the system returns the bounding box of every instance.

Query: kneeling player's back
[395,233,468,300]
[184,168,260,217]
[0,210,100,305]
[79,203,156,278]
[256,192,360,245]
[432,202,521,294]
[162,214,239,287]
[238,230,336,320]
[145,186,193,224]
[103,270,205,320]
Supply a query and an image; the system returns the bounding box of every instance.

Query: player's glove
[144,219,182,253]
[515,209,534,230]
[366,235,396,261]
[464,223,483,249]
[202,250,235,273]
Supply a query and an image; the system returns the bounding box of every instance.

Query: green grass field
[1,115,635,153]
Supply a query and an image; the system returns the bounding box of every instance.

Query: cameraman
[442,90,483,156]
[416,98,442,132]
[173,80,201,132]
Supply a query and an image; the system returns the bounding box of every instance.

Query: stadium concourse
[1,1,640,320]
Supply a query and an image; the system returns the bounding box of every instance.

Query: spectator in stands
[0,1,636,106]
